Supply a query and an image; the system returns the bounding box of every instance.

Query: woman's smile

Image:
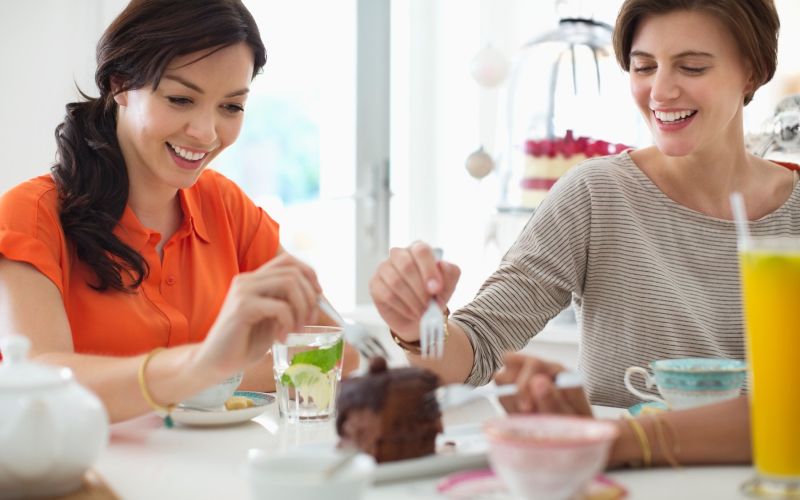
[166,142,212,171]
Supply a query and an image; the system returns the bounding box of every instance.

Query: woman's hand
[194,252,321,378]
[494,353,592,416]
[368,241,461,341]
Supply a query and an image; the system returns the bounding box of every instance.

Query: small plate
[171,391,274,427]
[626,401,668,417]
[374,423,489,483]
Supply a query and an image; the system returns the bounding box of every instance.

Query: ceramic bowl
[180,371,243,409]
[483,415,618,500]
[245,447,375,500]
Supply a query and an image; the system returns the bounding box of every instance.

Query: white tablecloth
[95,398,754,499]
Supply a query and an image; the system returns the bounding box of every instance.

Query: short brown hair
[612,0,780,105]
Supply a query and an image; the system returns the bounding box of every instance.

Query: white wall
[0,0,126,192]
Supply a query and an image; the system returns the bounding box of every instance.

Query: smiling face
[629,10,754,158]
[114,42,254,195]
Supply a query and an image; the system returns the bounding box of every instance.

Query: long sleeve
[455,163,592,385]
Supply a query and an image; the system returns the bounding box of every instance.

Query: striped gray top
[452,151,800,408]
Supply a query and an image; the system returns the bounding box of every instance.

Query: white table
[95,399,755,500]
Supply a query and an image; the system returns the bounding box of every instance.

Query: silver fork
[318,297,389,361]
[435,371,584,411]
[420,248,445,359]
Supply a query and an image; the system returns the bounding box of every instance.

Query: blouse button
[166,276,176,286]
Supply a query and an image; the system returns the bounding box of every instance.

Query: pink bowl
[483,415,618,500]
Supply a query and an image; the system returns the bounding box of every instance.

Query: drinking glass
[272,326,344,423]
[739,236,800,497]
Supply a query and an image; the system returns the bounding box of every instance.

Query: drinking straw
[729,192,751,249]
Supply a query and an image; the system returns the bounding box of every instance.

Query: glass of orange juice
[739,236,800,497]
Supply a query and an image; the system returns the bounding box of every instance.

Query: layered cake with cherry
[336,357,442,463]
[522,130,631,207]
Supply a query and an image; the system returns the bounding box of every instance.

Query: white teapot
[0,335,109,499]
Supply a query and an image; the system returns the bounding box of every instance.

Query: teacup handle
[624,367,668,406]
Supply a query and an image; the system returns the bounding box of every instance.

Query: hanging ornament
[465,146,495,179]
[469,44,509,88]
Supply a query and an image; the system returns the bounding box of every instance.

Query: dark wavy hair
[51,0,266,292]
[613,0,779,105]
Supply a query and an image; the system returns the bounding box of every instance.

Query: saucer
[436,468,626,499]
[626,401,668,417]
[172,391,274,427]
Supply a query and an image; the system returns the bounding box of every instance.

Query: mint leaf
[289,339,343,373]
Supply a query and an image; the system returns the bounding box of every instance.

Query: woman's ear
[110,76,128,107]
[742,62,757,97]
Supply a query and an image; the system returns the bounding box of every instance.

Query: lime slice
[282,363,332,410]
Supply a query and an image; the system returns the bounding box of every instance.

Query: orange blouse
[0,169,279,356]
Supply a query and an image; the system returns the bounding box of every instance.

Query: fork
[318,297,389,361]
[435,371,584,411]
[420,248,446,359]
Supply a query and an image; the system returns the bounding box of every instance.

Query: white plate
[171,391,274,427]
[374,423,488,484]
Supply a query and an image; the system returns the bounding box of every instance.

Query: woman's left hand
[494,353,592,416]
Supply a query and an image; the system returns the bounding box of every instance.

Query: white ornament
[465,146,495,179]
[470,45,510,88]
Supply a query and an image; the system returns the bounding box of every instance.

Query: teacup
[624,358,746,410]
[180,371,243,410]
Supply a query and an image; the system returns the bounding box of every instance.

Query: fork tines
[420,301,445,359]
[419,248,446,359]
[317,297,388,362]
[354,331,388,361]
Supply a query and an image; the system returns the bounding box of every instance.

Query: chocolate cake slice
[336,357,442,462]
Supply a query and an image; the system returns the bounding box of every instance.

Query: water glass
[272,326,344,422]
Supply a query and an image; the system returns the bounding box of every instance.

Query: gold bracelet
[653,414,681,468]
[624,416,652,467]
[137,347,175,428]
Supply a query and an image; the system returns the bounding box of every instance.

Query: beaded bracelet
[137,347,175,428]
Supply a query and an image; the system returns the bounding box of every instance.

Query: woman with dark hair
[0,0,355,423]
[370,0,798,467]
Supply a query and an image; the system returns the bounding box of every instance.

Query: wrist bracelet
[138,347,175,428]
[624,416,652,468]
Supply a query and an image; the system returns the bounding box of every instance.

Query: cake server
[318,297,389,361]
[435,370,584,410]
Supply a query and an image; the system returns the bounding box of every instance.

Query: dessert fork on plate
[435,371,585,411]
[420,248,446,359]
[318,297,389,361]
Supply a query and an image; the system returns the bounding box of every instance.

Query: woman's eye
[632,65,655,74]
[223,104,245,114]
[681,66,708,75]
[167,96,192,106]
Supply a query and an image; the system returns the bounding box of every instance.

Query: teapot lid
[0,335,71,389]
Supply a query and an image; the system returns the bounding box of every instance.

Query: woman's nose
[650,69,680,103]
[184,108,217,145]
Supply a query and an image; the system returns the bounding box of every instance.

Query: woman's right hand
[194,251,321,378]
[368,241,461,342]
[494,353,592,416]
